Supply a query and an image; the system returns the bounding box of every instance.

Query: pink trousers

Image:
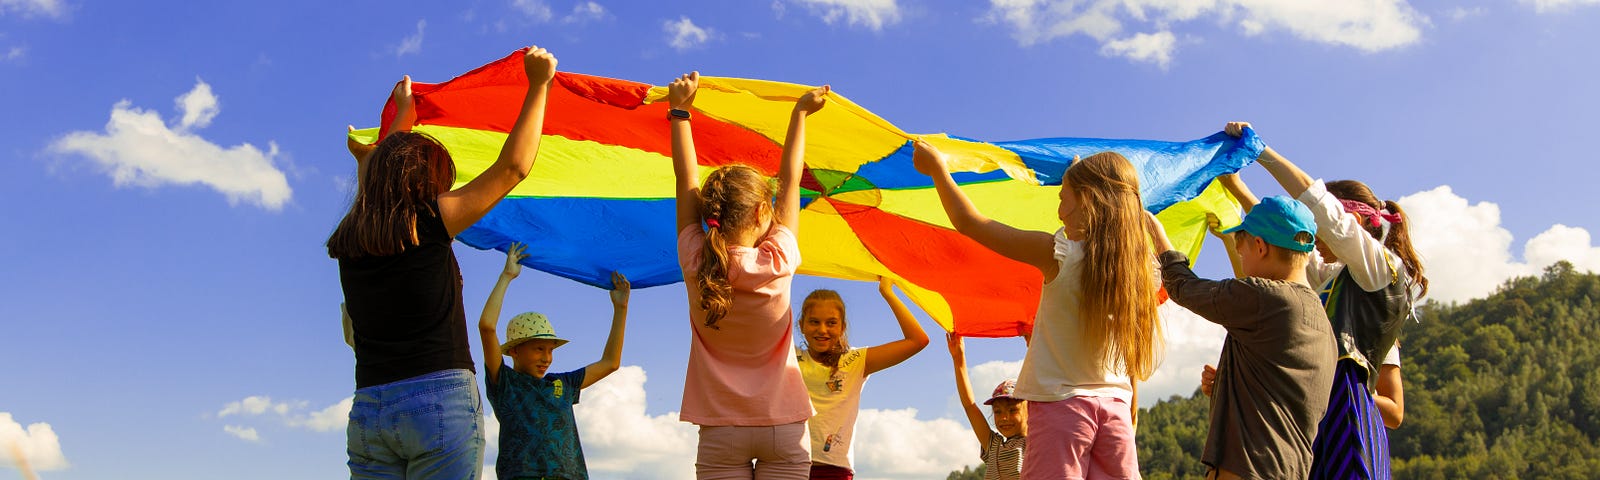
[1021,396,1140,480]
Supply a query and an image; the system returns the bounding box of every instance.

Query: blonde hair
[799,289,850,369]
[696,165,774,329]
[1065,152,1162,381]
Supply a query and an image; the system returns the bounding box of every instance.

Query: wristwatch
[669,108,692,120]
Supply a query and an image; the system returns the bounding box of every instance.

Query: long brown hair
[696,165,774,329]
[1065,152,1162,381]
[1325,180,1429,298]
[327,131,456,259]
[799,289,849,369]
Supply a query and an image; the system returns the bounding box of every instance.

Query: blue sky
[3,0,1599,479]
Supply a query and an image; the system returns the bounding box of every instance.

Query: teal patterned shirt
[487,366,587,480]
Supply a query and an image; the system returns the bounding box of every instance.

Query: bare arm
[1375,364,1404,428]
[947,333,991,448]
[913,140,1057,277]
[479,243,529,385]
[437,47,558,236]
[774,86,829,231]
[1225,122,1310,198]
[347,77,418,181]
[1217,172,1259,212]
[864,277,931,375]
[1208,214,1246,278]
[582,272,631,388]
[668,72,702,233]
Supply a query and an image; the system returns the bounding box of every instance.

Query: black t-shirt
[338,201,474,388]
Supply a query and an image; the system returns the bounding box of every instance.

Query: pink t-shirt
[677,223,813,426]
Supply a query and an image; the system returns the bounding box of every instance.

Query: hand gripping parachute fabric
[349,48,1264,337]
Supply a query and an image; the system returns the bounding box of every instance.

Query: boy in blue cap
[1144,189,1337,480]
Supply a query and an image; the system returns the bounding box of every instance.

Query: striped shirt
[981,431,1026,480]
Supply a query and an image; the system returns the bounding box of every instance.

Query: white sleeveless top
[1013,228,1134,403]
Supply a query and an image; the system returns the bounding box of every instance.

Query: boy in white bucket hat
[478,243,631,480]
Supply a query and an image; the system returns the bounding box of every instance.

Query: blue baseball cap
[1221,196,1317,252]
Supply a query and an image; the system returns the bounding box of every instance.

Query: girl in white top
[914,141,1162,479]
[797,277,930,479]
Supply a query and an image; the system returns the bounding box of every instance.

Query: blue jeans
[348,369,485,480]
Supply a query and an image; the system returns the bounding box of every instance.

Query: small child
[477,243,630,480]
[1147,196,1336,479]
[947,333,1027,480]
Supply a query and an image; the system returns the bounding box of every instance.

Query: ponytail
[1325,180,1429,299]
[1383,200,1429,299]
[698,183,733,329]
[694,165,773,329]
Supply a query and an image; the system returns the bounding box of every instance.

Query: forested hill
[951,262,1600,480]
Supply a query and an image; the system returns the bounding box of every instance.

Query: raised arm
[668,72,702,233]
[479,243,529,385]
[1225,122,1310,199]
[582,272,630,388]
[437,47,558,236]
[864,277,931,375]
[947,333,991,448]
[774,86,829,231]
[912,140,1056,276]
[347,77,418,179]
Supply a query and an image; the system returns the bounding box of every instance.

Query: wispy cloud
[986,0,1427,65]
[222,425,261,443]
[1,412,67,472]
[0,0,66,18]
[49,78,292,210]
[563,1,607,23]
[664,16,715,51]
[511,0,553,22]
[1520,0,1600,13]
[212,396,352,442]
[2,45,24,62]
[1445,6,1487,21]
[395,19,426,57]
[781,0,902,31]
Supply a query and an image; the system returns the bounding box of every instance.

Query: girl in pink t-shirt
[667,71,830,480]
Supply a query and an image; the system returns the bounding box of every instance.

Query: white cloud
[0,0,64,18]
[174,78,219,129]
[49,78,292,210]
[1521,0,1600,12]
[512,0,553,22]
[395,19,426,57]
[1,413,67,471]
[288,397,353,433]
[2,45,24,62]
[1099,30,1177,67]
[784,0,902,31]
[664,16,715,51]
[852,409,972,479]
[1446,6,1487,21]
[223,425,261,443]
[212,396,352,442]
[563,1,607,23]
[218,396,299,418]
[985,0,1425,65]
[1401,186,1600,303]
[1143,301,1226,404]
[573,366,697,480]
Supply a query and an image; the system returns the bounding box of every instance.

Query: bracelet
[669,108,692,121]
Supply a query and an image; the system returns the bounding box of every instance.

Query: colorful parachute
[349,48,1262,337]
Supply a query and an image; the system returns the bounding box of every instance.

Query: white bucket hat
[501,312,569,354]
